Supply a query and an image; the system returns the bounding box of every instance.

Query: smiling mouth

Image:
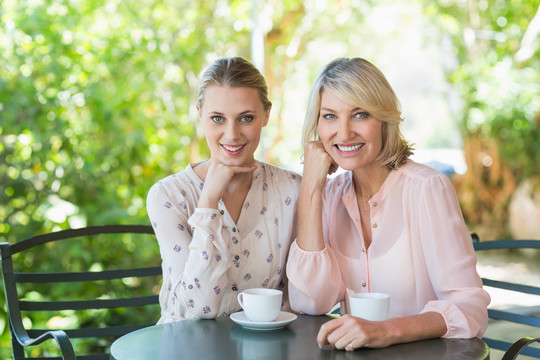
[221,144,246,152]
[335,143,364,152]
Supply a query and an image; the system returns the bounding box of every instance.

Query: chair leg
[501,337,540,360]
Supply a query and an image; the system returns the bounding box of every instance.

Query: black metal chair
[0,225,162,360]
[472,235,540,358]
[502,337,540,360]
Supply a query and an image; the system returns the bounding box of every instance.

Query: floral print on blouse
[147,161,301,323]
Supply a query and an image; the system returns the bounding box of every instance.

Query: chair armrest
[501,336,540,360]
[15,329,76,360]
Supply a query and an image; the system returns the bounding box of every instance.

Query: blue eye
[211,116,224,123]
[240,115,254,122]
[354,112,369,119]
[322,113,336,119]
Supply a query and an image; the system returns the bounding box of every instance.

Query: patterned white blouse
[147,161,301,323]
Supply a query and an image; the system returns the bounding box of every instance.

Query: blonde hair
[197,57,271,111]
[302,57,413,169]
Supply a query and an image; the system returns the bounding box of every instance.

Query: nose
[225,121,240,140]
[337,119,354,141]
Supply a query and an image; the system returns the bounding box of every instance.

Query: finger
[306,140,323,147]
[316,318,343,347]
[227,164,257,173]
[208,162,257,176]
[325,315,360,350]
[326,326,350,349]
[333,333,355,350]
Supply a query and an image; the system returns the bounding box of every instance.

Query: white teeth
[337,144,363,152]
[223,144,243,152]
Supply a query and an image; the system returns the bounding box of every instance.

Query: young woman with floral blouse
[147,57,301,323]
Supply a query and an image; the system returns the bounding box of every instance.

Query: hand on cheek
[303,141,338,187]
[199,161,257,209]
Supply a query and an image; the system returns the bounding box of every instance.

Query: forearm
[385,312,446,345]
[296,181,325,251]
[177,210,232,318]
[156,208,232,319]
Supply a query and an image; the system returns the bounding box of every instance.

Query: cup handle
[237,293,244,309]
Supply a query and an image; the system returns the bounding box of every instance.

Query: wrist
[300,178,325,197]
[198,194,219,209]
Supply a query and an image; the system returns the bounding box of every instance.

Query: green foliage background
[0,0,253,356]
[429,0,540,178]
[1,0,539,358]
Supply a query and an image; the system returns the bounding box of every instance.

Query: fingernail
[319,343,334,351]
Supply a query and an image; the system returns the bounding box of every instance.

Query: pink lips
[221,143,246,156]
[334,143,365,157]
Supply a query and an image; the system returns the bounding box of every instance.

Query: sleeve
[147,183,232,320]
[286,241,343,314]
[286,184,344,315]
[415,174,491,338]
[273,169,300,314]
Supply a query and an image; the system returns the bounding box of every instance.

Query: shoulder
[395,160,456,197]
[257,161,302,188]
[148,164,201,199]
[397,160,450,183]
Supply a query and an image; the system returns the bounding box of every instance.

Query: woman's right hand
[302,141,338,190]
[198,161,257,209]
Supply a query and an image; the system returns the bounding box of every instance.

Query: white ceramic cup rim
[349,292,390,321]
[349,292,390,300]
[237,288,282,322]
[241,288,282,296]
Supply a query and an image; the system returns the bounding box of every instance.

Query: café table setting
[110,288,490,359]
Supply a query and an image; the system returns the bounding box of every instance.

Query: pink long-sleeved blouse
[148,161,301,323]
[286,160,490,338]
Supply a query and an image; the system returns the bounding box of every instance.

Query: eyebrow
[239,110,256,115]
[320,107,364,112]
[208,110,257,116]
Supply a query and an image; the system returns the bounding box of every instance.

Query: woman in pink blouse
[147,57,301,323]
[286,57,490,351]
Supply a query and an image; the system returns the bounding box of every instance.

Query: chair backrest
[473,236,540,358]
[0,225,162,360]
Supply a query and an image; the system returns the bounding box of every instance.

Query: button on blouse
[286,160,490,339]
[148,161,301,323]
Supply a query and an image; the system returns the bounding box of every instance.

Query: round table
[110,314,490,359]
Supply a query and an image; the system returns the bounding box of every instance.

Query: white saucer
[230,311,297,331]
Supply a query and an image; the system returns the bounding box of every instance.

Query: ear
[262,106,271,127]
[196,103,202,121]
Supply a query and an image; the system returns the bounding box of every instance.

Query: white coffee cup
[349,292,390,321]
[237,288,282,322]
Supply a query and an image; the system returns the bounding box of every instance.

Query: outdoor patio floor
[476,250,540,360]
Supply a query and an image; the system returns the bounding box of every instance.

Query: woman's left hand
[318,312,447,351]
[317,315,393,351]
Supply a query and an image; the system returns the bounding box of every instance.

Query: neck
[352,164,391,199]
[227,171,253,193]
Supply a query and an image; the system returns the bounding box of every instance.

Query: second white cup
[237,288,282,322]
[349,292,390,321]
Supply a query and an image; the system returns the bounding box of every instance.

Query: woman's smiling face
[317,89,383,171]
[199,85,269,166]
